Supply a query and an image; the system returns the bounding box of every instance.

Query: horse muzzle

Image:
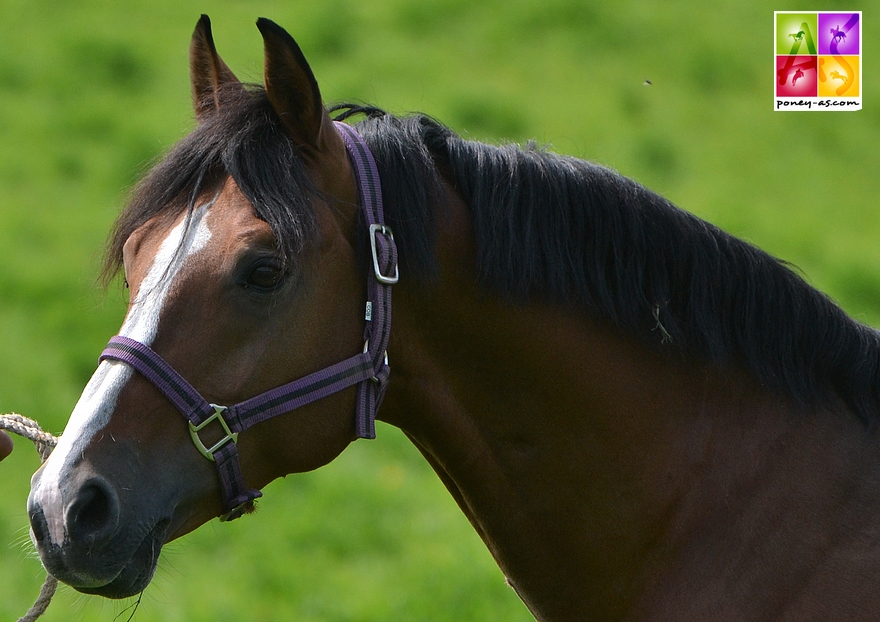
[28,468,171,598]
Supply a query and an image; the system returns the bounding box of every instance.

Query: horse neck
[378,189,880,619]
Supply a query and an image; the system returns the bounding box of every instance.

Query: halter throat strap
[99,122,396,521]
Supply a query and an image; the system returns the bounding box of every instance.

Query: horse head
[27,16,367,598]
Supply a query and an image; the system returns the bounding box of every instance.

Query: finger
[0,430,13,461]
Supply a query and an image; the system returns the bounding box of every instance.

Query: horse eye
[245,263,285,292]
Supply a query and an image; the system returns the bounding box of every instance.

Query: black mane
[105,90,880,424]
[337,105,880,423]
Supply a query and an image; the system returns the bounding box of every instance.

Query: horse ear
[190,14,242,119]
[257,18,331,152]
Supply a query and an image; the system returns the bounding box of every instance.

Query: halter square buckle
[369,224,399,285]
[188,404,238,461]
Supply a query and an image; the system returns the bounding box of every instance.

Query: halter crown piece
[100,122,397,521]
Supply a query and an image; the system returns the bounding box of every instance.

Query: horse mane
[334,105,880,424]
[103,89,880,424]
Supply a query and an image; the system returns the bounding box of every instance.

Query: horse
[26,15,880,621]
[831,26,847,44]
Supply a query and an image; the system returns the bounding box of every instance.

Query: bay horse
[27,15,880,621]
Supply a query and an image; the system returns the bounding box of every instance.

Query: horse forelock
[103,85,318,289]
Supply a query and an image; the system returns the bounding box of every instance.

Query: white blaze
[32,201,214,545]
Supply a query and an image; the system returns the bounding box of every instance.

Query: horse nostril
[28,505,49,544]
[66,479,120,544]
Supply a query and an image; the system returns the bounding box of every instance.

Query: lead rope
[0,414,59,622]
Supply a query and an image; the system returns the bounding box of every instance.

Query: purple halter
[99,122,397,521]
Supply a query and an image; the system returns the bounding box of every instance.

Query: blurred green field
[0,0,877,620]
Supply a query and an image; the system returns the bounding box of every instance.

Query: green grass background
[0,0,877,619]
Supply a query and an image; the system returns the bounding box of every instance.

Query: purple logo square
[818,13,860,55]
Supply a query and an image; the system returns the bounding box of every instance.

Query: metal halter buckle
[188,404,238,461]
[369,224,399,285]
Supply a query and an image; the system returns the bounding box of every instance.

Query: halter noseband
[99,122,397,521]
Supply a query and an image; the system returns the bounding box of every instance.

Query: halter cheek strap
[99,122,397,521]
